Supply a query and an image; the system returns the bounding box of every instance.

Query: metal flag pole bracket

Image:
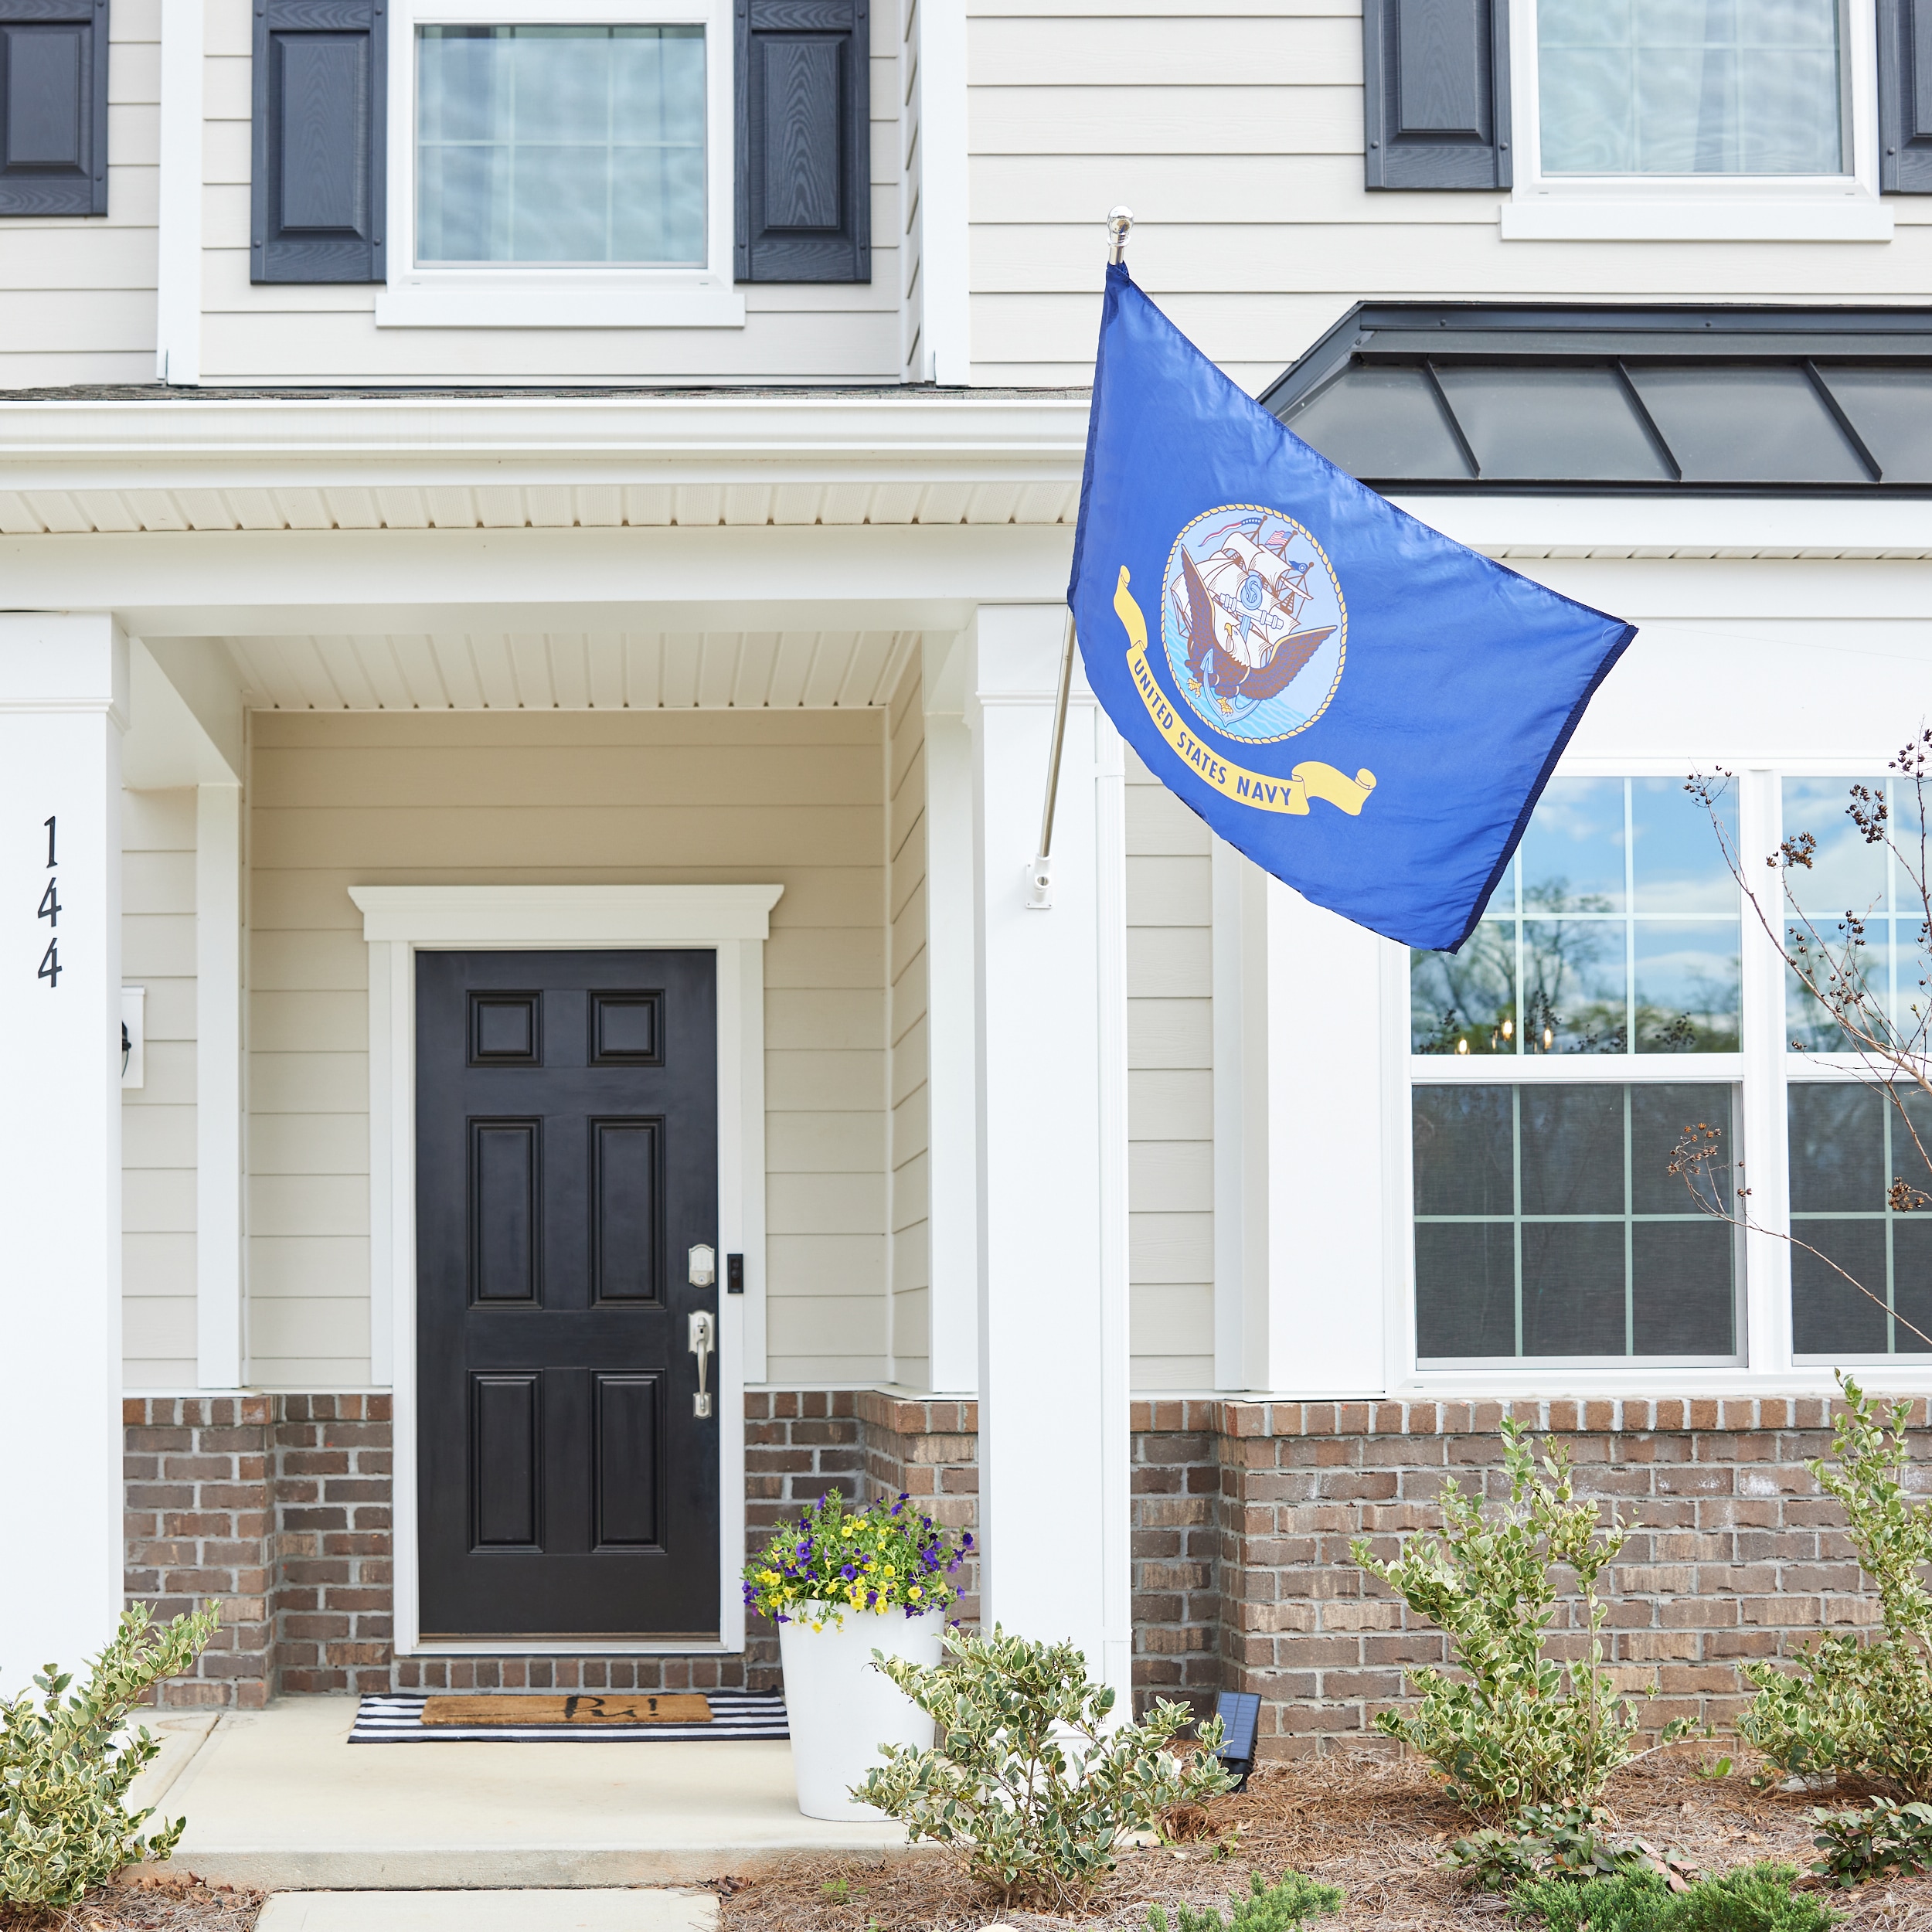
[1027,206,1132,913]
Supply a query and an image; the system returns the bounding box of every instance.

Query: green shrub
[1352,1418,1655,1818]
[852,1623,1233,1908]
[1738,1376,1932,1798]
[1808,1796,1932,1886]
[1448,1804,1668,1891]
[1142,1869,1343,1932]
[2,1604,219,1910]
[1512,1868,1672,1932]
[1513,1863,1838,1932]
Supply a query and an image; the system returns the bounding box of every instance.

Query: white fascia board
[349,883,784,945]
[0,522,1077,638]
[1389,494,1932,560]
[0,393,1090,492]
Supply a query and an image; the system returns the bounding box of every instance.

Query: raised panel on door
[594,1372,662,1549]
[469,1119,539,1304]
[591,1118,661,1304]
[470,1373,539,1549]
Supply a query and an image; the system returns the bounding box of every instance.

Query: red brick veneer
[1132,1395,1898,1763]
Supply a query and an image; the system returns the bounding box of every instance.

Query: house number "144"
[37,814,60,988]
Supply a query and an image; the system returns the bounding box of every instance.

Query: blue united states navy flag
[1068,266,1635,953]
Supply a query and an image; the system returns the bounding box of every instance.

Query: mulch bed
[0,1872,264,1932]
[719,1750,1932,1931]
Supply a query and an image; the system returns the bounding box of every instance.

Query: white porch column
[0,615,128,1691]
[196,782,243,1387]
[967,604,1130,1701]
[1212,842,1391,1396]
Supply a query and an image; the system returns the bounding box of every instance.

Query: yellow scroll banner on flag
[1111,566,1376,818]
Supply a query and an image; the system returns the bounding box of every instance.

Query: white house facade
[5,0,1932,1760]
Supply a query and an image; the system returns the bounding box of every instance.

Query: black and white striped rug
[349,1691,789,1743]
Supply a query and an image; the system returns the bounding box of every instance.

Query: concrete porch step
[131,1696,906,1890]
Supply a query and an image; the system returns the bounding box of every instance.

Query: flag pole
[1028,204,1133,912]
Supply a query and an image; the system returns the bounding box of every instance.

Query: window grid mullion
[1512,1084,1524,1358]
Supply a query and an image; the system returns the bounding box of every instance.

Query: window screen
[1790,1081,1932,1355]
[1414,1083,1738,1360]
[1412,777,1741,1057]
[1538,0,1848,176]
[417,25,705,266]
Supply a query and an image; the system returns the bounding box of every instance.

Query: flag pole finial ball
[1107,206,1134,264]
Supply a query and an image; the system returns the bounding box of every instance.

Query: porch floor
[131,1698,906,1889]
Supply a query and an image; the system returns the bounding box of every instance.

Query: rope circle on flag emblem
[1161,505,1347,743]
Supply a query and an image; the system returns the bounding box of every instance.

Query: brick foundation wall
[1130,1402,1223,1722]
[129,1390,982,1700]
[124,1398,276,1708]
[742,1390,981,1689]
[1134,1394,1900,1765]
[272,1396,395,1695]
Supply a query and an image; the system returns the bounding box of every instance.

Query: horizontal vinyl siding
[964,4,1932,392]
[123,788,197,1387]
[1125,750,1213,1391]
[0,0,159,386]
[246,709,891,1387]
[886,656,930,1386]
[198,0,909,385]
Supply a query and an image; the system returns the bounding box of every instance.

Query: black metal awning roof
[1259,303,1932,495]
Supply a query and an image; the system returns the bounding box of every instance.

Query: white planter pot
[779,1603,944,1820]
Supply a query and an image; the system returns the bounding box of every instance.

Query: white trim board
[349,883,779,1659]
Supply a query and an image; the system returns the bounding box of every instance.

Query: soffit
[227,629,920,710]
[0,478,1080,538]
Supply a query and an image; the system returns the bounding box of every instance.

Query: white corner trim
[352,882,779,1658]
[195,783,243,1389]
[375,276,747,331]
[1501,199,1894,243]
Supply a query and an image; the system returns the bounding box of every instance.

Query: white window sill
[374,274,747,329]
[1500,198,1894,242]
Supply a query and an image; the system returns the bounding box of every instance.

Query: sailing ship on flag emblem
[1162,504,1346,743]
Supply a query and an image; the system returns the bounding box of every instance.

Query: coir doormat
[349,1689,789,1743]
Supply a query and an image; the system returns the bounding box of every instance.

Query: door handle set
[688,1310,716,1418]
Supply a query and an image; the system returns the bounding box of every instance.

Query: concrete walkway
[130,1696,906,1889]
[257,1893,715,1931]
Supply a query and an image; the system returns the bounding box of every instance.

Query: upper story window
[417,25,706,267]
[1537,0,1849,178]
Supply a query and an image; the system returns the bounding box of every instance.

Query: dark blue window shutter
[0,0,108,216]
[736,0,869,283]
[1362,0,1510,190]
[1879,0,1932,192]
[251,0,385,282]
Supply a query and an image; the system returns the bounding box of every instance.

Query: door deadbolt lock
[689,1309,716,1418]
[688,1243,716,1288]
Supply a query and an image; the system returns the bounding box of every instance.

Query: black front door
[416,950,720,1638]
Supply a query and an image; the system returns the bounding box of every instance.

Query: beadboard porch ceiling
[226,629,921,711]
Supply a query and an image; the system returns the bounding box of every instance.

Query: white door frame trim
[349,883,780,1659]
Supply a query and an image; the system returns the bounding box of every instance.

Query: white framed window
[376,0,745,328]
[1502,0,1893,241]
[1407,774,1747,1368]
[1403,762,1932,1377]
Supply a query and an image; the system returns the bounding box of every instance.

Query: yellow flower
[883,1565,896,1580]
[909,1586,922,1600]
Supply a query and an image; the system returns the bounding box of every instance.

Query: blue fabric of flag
[1068,266,1636,953]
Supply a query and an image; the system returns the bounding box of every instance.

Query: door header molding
[349,884,785,947]
[352,882,779,1658]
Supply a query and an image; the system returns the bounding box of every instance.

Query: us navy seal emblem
[1161,505,1347,743]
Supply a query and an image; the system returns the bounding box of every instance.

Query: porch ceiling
[226,629,920,710]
